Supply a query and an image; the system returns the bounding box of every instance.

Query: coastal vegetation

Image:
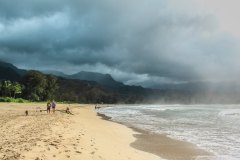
[0,80,23,98]
[0,60,153,104]
[0,97,29,103]
[0,73,147,103]
[22,71,58,101]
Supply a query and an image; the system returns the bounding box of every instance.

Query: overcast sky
[0,0,240,87]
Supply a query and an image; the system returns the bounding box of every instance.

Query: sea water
[98,104,240,160]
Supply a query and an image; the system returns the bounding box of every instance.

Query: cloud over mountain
[0,0,239,87]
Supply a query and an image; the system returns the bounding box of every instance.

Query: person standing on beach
[51,100,56,113]
[47,101,51,114]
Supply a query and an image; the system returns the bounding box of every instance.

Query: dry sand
[0,103,162,160]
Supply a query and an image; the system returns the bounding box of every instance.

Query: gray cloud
[0,0,239,87]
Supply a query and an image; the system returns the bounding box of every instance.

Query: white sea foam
[98,104,240,160]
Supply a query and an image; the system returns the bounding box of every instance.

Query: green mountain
[41,70,69,78]
[69,71,124,88]
[0,61,148,103]
[43,70,124,88]
[0,61,27,76]
[0,61,23,81]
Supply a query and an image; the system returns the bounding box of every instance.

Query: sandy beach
[0,103,210,160]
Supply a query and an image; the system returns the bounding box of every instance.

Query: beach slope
[0,103,161,160]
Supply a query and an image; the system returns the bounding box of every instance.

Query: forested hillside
[2,61,240,104]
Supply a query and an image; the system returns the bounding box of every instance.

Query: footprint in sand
[76,151,82,154]
[65,150,70,153]
[66,155,70,158]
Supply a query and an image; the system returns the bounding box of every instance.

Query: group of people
[47,100,56,114]
[25,101,74,116]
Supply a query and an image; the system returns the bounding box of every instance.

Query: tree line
[0,70,150,103]
[0,70,58,101]
[0,80,23,98]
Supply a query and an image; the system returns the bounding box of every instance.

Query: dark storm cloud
[0,0,65,19]
[0,0,239,86]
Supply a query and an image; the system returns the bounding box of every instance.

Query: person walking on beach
[51,100,56,113]
[47,101,51,114]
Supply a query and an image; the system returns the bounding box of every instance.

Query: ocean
[98,104,240,160]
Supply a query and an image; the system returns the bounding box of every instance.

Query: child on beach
[25,110,28,116]
[66,107,74,115]
[66,107,70,114]
[47,101,51,114]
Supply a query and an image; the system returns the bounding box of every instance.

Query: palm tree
[11,82,23,98]
[1,80,12,97]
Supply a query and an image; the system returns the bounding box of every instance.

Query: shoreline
[97,110,213,160]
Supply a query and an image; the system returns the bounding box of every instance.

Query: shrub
[0,97,29,103]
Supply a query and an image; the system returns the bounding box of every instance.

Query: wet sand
[131,130,211,160]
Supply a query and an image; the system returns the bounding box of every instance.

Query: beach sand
[0,103,211,160]
[131,130,211,160]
